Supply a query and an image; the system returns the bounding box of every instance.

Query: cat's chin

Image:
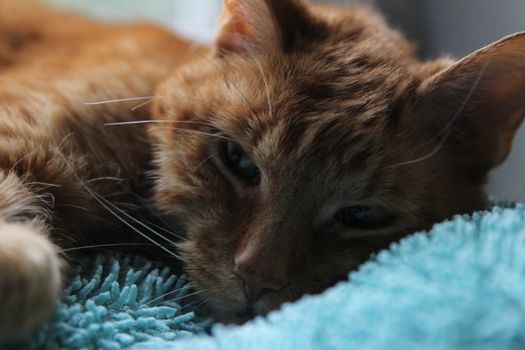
[209,295,284,325]
[213,309,254,325]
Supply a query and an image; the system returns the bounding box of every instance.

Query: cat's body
[1,0,525,341]
[0,0,199,337]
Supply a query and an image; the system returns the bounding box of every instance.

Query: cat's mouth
[234,305,255,322]
[212,301,256,324]
[207,282,280,324]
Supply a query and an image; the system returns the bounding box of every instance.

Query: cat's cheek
[179,239,247,313]
[192,275,249,322]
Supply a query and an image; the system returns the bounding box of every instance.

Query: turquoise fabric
[9,204,525,349]
[7,257,209,350]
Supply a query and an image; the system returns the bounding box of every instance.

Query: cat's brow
[247,48,273,120]
[185,43,258,117]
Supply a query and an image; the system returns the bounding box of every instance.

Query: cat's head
[151,0,525,321]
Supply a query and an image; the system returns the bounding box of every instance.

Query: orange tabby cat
[1,0,524,340]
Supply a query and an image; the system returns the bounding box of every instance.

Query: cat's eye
[221,141,261,186]
[334,206,393,230]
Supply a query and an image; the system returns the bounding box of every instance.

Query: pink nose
[234,251,288,301]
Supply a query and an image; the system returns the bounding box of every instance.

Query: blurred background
[45,0,525,201]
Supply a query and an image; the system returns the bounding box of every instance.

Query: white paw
[0,221,61,342]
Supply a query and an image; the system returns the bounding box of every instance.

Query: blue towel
[6,256,210,350]
[9,204,525,349]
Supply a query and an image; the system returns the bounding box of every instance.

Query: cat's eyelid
[218,141,261,187]
[331,218,399,240]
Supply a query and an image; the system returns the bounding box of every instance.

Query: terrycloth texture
[9,204,525,349]
[139,204,525,350]
[7,257,209,350]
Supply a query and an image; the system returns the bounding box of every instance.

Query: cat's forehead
[223,50,414,156]
[230,29,418,122]
[167,13,426,173]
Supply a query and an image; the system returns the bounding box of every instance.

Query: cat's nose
[234,251,288,301]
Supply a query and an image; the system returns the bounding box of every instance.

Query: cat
[0,0,198,339]
[1,0,525,341]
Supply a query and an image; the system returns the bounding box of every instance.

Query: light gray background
[45,0,525,201]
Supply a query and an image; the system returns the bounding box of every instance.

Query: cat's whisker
[85,177,125,184]
[58,243,155,253]
[131,199,187,241]
[180,296,209,311]
[96,193,182,247]
[37,192,56,209]
[170,127,234,142]
[140,285,193,307]
[164,289,204,303]
[84,96,162,106]
[9,150,37,173]
[130,98,156,111]
[104,120,213,127]
[192,155,215,174]
[104,120,158,126]
[139,218,185,241]
[27,181,62,188]
[58,132,76,150]
[83,186,183,261]
[61,204,91,212]
[384,141,446,169]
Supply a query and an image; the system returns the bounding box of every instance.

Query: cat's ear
[215,0,318,55]
[419,32,525,172]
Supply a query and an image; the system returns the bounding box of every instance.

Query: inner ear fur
[418,32,525,173]
[214,0,323,56]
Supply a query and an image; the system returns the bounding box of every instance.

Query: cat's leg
[0,171,62,341]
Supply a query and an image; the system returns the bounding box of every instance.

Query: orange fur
[0,0,524,337]
[0,0,198,339]
[152,0,525,320]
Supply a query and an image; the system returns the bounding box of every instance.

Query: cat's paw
[0,221,61,342]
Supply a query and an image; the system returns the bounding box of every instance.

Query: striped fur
[0,0,524,336]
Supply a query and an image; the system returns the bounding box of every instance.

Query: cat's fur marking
[152,0,525,320]
[0,0,525,339]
